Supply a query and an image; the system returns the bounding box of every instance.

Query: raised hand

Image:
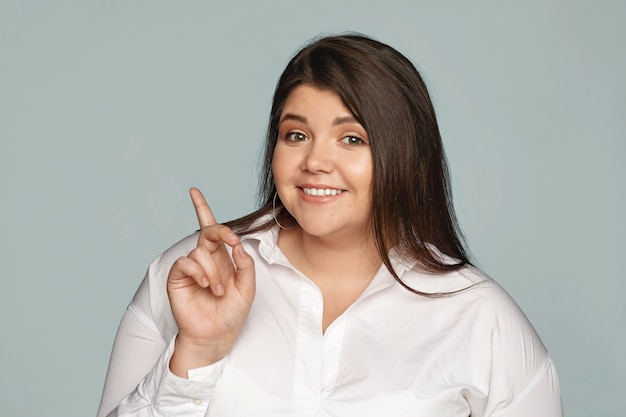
[167,188,256,377]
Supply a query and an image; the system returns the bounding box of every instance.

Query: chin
[296,222,336,237]
[296,217,366,240]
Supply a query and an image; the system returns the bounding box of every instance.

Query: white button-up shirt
[98,225,562,417]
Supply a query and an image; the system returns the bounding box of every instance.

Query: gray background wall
[1,1,624,416]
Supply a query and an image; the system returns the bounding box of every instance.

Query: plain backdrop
[1,1,624,416]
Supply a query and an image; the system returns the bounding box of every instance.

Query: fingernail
[215,284,225,296]
[202,278,209,288]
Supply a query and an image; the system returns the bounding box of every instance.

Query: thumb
[232,243,255,293]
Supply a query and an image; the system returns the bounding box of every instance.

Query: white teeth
[302,187,344,196]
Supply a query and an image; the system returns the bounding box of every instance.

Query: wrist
[169,335,230,378]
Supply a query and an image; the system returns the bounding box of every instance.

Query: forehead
[280,85,360,128]
[282,85,350,113]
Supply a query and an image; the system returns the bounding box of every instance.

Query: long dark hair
[226,33,471,291]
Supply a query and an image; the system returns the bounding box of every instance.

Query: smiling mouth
[302,187,345,196]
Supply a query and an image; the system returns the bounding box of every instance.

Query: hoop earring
[273,192,294,230]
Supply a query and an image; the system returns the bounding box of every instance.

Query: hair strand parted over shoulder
[225,33,471,295]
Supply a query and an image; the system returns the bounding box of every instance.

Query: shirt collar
[240,217,419,279]
[242,222,481,295]
[239,216,286,265]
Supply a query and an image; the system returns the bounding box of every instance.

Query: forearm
[98,308,166,417]
[111,337,223,417]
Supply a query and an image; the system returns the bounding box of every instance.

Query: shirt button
[192,398,203,405]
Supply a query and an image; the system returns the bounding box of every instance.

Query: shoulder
[406,265,558,413]
[402,265,535,327]
[469,278,559,415]
[148,232,200,279]
[433,265,547,354]
[402,264,551,374]
[436,267,556,414]
[457,267,544,351]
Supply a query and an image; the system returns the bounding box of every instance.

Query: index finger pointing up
[189,187,217,228]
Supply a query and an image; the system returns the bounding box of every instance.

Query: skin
[272,85,374,245]
[168,188,255,377]
[273,85,381,331]
[167,85,381,378]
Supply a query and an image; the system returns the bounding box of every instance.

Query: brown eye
[340,135,366,145]
[285,132,307,142]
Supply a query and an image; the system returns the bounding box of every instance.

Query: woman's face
[272,85,374,241]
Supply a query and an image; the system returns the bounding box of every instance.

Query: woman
[98,34,562,417]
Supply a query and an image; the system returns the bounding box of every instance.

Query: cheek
[271,147,290,185]
[351,156,374,188]
[353,160,374,209]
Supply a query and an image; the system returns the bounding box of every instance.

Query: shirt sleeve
[98,300,227,417]
[113,335,226,417]
[489,357,562,417]
[96,304,166,417]
[477,281,564,417]
[97,232,226,417]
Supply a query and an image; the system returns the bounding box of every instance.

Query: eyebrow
[279,113,307,124]
[332,115,359,126]
[279,113,360,126]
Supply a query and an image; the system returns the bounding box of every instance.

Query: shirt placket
[292,278,345,417]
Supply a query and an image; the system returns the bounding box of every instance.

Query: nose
[301,139,334,173]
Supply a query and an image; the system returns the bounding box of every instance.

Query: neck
[278,225,383,334]
[277,226,382,287]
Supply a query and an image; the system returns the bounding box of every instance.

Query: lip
[297,184,346,203]
[298,183,346,193]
